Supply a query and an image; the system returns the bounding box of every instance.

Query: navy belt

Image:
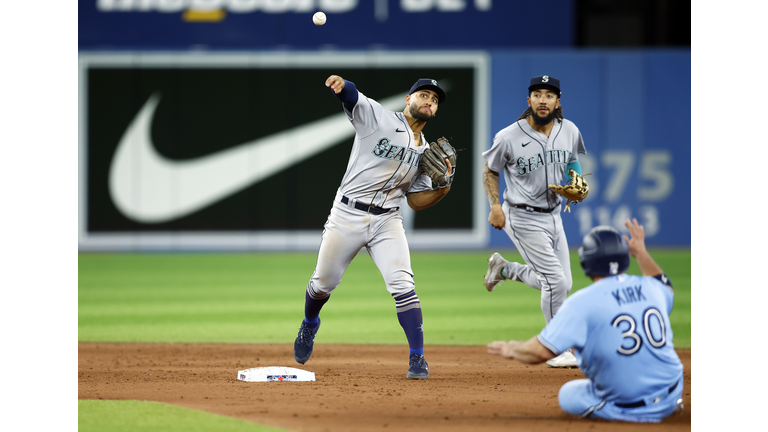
[341,196,395,215]
[512,204,558,213]
[614,381,679,409]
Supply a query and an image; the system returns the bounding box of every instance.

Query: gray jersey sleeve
[483,129,511,174]
[347,91,383,139]
[407,174,433,193]
[568,129,587,163]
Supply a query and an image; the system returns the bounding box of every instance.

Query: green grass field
[78,249,691,431]
[79,400,288,432]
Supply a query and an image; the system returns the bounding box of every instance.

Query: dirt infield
[78,343,691,431]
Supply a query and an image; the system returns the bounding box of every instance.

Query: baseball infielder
[293,75,454,380]
[488,219,685,423]
[482,75,587,368]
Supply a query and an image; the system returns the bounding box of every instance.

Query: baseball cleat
[672,398,685,415]
[546,350,578,368]
[483,252,509,292]
[294,318,320,364]
[406,353,429,380]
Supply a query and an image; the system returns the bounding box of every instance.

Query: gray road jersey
[483,118,586,209]
[338,91,433,209]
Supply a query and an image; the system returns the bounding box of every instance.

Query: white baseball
[313,11,326,26]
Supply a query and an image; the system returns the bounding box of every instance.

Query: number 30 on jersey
[611,307,667,355]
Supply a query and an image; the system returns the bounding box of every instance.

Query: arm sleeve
[333,80,359,114]
[652,273,674,289]
[574,130,586,156]
[565,161,582,181]
[654,277,676,315]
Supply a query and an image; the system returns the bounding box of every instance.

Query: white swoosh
[109,91,406,223]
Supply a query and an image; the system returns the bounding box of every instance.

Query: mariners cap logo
[431,79,438,86]
[528,75,560,96]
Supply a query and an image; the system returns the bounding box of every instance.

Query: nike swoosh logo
[396,128,406,132]
[522,141,531,147]
[109,91,407,223]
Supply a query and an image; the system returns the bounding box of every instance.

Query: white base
[237,366,316,382]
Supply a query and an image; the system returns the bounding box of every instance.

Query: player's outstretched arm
[483,162,505,230]
[623,218,664,278]
[487,336,556,365]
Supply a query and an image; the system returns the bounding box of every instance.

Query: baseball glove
[549,170,590,213]
[420,137,457,189]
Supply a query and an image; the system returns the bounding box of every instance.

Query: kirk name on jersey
[611,285,648,306]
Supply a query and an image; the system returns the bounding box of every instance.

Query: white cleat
[484,252,509,292]
[672,398,685,415]
[547,350,578,368]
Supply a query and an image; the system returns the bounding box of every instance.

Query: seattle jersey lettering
[611,285,647,306]
[516,149,572,175]
[372,138,421,167]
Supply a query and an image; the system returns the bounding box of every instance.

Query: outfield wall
[78,49,690,250]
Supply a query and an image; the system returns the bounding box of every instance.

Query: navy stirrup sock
[394,291,424,357]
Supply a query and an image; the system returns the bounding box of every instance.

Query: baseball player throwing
[293,75,456,380]
[482,75,587,368]
[488,219,685,423]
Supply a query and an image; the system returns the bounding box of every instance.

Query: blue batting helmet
[578,226,630,277]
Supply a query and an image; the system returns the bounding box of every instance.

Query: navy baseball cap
[409,78,447,104]
[528,75,561,96]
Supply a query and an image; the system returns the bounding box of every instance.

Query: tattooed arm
[483,162,505,230]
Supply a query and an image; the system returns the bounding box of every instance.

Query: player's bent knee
[383,273,416,296]
[387,283,416,296]
[563,275,573,294]
[558,380,595,416]
[545,278,571,298]
[537,270,566,286]
[308,277,340,297]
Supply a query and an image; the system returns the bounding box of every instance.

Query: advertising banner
[79,0,574,50]
[78,51,490,250]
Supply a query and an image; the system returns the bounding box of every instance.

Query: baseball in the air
[313,11,326,26]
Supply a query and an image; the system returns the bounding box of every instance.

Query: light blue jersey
[538,274,684,422]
